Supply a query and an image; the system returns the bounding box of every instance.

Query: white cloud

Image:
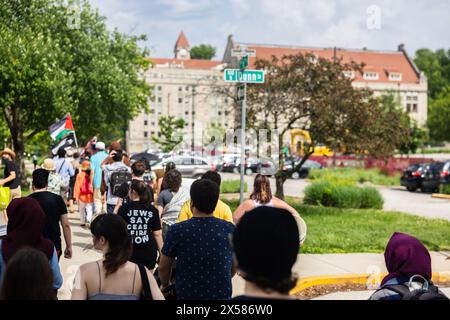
[157,0,212,16]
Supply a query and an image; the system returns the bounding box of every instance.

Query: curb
[290,271,450,295]
[432,193,450,200]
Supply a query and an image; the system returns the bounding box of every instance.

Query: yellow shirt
[177,199,234,223]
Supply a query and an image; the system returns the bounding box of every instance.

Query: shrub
[221,180,248,194]
[304,180,383,209]
[308,168,399,186]
[440,184,450,195]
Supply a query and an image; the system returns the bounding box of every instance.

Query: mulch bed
[295,281,450,300]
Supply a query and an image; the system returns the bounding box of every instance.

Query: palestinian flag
[49,113,75,142]
[51,132,77,156]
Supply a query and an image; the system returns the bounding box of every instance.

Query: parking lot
[220,172,450,221]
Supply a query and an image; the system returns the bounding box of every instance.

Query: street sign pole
[240,82,247,204]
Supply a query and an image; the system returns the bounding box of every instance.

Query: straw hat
[0,148,16,159]
[41,158,56,171]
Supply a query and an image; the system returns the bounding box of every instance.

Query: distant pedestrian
[0,148,21,201]
[118,180,162,270]
[158,179,235,300]
[90,142,108,215]
[369,232,449,300]
[0,248,57,300]
[41,158,64,196]
[233,174,307,245]
[155,161,176,198]
[32,154,38,170]
[156,169,189,238]
[53,147,75,202]
[0,198,63,291]
[177,171,233,223]
[29,169,73,260]
[68,152,81,213]
[71,214,164,300]
[103,150,131,214]
[74,161,95,227]
[232,206,300,300]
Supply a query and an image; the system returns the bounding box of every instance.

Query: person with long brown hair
[233,174,307,245]
[71,214,164,300]
[0,248,57,300]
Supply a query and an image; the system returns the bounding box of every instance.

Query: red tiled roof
[239,44,420,84]
[149,58,222,70]
[175,31,189,49]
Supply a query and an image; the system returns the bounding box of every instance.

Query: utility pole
[191,85,196,153]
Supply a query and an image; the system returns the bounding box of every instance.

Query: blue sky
[88,0,449,60]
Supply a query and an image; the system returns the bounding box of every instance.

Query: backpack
[48,172,63,195]
[80,174,92,196]
[110,168,132,197]
[377,275,449,300]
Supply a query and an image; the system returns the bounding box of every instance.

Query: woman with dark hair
[0,198,62,291]
[370,232,449,300]
[0,248,56,300]
[118,180,163,270]
[233,174,307,246]
[155,161,176,198]
[71,214,164,300]
[232,206,300,300]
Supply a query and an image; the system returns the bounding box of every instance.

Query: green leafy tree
[0,0,151,185]
[151,116,186,153]
[190,44,216,60]
[247,54,410,199]
[414,48,450,142]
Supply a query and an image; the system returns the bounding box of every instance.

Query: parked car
[440,162,450,185]
[283,159,323,179]
[152,156,216,179]
[246,157,277,176]
[400,163,428,192]
[421,162,446,193]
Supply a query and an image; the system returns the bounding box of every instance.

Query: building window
[343,71,355,79]
[185,86,190,91]
[185,111,189,115]
[158,97,162,103]
[158,86,162,91]
[225,111,229,116]
[144,120,148,126]
[151,122,155,126]
[144,132,148,138]
[412,104,418,113]
[218,111,222,116]
[363,72,379,80]
[178,98,183,104]
[157,132,162,137]
[178,87,183,92]
[389,73,402,81]
[406,104,411,113]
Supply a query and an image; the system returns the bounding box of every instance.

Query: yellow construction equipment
[290,129,334,157]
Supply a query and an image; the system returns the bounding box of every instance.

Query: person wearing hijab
[0,198,63,291]
[232,206,300,300]
[369,232,448,300]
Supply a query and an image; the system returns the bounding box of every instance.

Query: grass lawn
[223,198,450,253]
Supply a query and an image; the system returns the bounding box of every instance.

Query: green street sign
[240,56,248,71]
[224,69,265,84]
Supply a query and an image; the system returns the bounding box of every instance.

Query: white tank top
[253,199,274,208]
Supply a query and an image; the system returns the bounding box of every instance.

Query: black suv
[422,162,446,193]
[400,163,428,192]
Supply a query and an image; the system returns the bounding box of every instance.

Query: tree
[247,53,410,199]
[0,0,151,185]
[190,44,216,60]
[414,48,450,142]
[151,116,186,153]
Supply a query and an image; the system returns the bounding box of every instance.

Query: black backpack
[110,168,132,197]
[379,275,449,300]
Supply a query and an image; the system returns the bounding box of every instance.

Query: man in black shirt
[28,168,73,260]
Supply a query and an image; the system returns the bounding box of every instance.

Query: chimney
[398,43,405,52]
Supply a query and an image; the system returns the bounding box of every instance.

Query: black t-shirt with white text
[118,201,161,269]
[29,191,68,251]
[3,159,20,189]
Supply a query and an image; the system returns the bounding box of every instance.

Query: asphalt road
[220,173,450,221]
